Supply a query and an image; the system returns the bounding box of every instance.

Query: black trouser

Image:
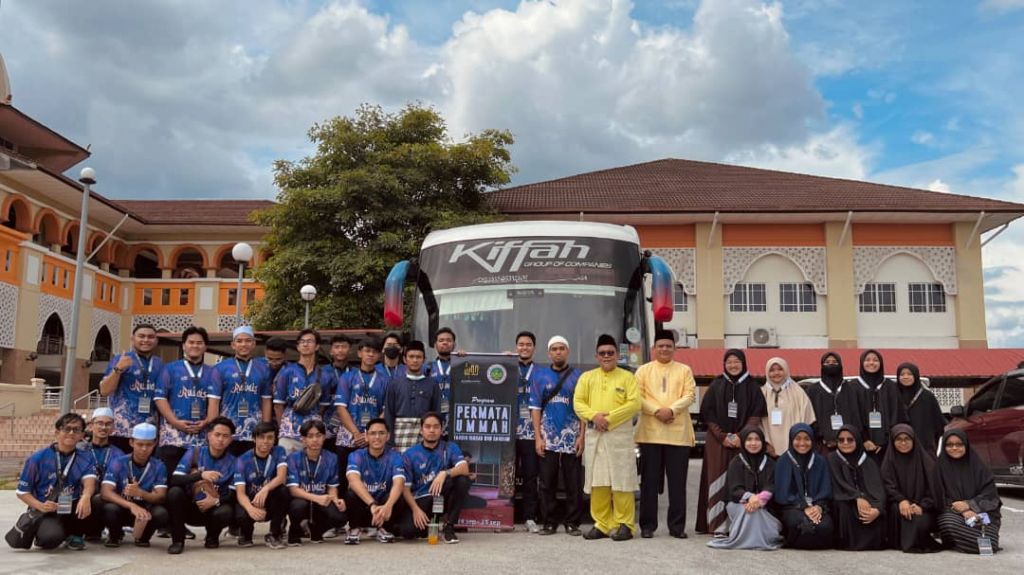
[102,501,169,543]
[639,443,690,534]
[335,445,356,493]
[110,435,133,454]
[235,486,290,539]
[286,497,347,541]
[32,500,87,549]
[344,491,408,531]
[515,439,540,522]
[398,476,473,538]
[84,493,106,538]
[157,445,188,483]
[228,441,254,458]
[166,486,235,544]
[539,450,583,527]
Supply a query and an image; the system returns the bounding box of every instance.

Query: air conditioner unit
[748,327,778,348]
[675,329,689,348]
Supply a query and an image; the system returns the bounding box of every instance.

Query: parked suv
[947,367,1024,486]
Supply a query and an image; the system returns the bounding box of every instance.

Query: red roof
[488,158,1024,215]
[675,348,1024,381]
[111,199,274,225]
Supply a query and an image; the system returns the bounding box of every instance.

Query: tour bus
[383,221,675,367]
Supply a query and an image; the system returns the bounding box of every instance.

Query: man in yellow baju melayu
[573,334,641,541]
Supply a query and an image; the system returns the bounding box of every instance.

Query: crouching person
[399,412,472,544]
[166,417,237,554]
[235,422,290,549]
[100,423,168,547]
[13,413,98,550]
[343,418,409,544]
[285,419,346,546]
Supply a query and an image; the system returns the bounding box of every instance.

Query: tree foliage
[249,103,515,329]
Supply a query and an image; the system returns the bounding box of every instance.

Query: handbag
[6,454,65,549]
[292,367,323,415]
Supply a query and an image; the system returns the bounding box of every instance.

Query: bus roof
[422,220,640,249]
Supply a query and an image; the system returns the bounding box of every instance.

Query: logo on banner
[486,364,508,385]
[448,240,592,273]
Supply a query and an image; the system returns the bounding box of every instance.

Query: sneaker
[134,539,151,548]
[167,541,184,554]
[237,536,254,548]
[204,537,220,549]
[322,527,340,539]
[184,528,196,540]
[286,538,302,547]
[538,524,557,536]
[375,528,395,544]
[344,528,361,545]
[156,528,170,539]
[565,524,582,537]
[104,537,121,548]
[442,524,459,544]
[610,525,633,541]
[583,527,608,540]
[264,534,286,550]
[300,519,311,539]
[525,519,540,534]
[66,535,86,550]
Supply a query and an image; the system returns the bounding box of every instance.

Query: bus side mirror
[384,260,410,327]
[949,405,965,418]
[645,254,674,323]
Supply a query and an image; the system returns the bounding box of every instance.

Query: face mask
[821,364,842,378]
[383,347,401,360]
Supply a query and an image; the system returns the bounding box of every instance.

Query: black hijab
[936,429,1002,515]
[820,351,844,389]
[727,426,775,502]
[895,362,946,453]
[827,424,886,508]
[880,424,941,510]
[896,362,922,405]
[699,349,767,432]
[859,349,885,389]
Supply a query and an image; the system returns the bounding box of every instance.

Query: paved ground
[1,460,1021,575]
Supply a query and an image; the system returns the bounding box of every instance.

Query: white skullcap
[547,336,570,350]
[91,407,114,421]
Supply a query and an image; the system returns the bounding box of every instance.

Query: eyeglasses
[836,437,856,444]
[596,350,617,357]
[92,421,114,427]
[366,431,388,437]
[945,442,965,449]
[893,436,912,442]
[297,339,318,346]
[59,426,84,434]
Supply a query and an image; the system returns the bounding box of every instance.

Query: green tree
[249,103,515,329]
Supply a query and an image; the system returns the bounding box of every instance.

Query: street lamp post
[60,167,95,414]
[232,242,253,327]
[300,284,316,329]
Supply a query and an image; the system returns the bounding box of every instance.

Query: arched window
[132,249,161,279]
[91,326,113,362]
[37,313,65,355]
[172,247,206,279]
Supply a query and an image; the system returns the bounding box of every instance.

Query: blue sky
[2,0,1023,345]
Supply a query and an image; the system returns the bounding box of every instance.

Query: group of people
[13,324,473,553]
[696,348,1003,555]
[10,324,1006,557]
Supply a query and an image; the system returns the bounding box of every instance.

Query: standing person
[530,335,584,536]
[344,418,409,545]
[14,413,98,551]
[707,427,782,550]
[273,329,338,454]
[99,323,162,453]
[574,334,642,542]
[81,407,124,542]
[285,419,347,545]
[99,423,169,548]
[895,363,946,454]
[430,327,456,423]
[880,424,943,553]
[697,349,767,535]
[759,357,815,458]
[771,423,834,549]
[210,326,273,458]
[856,350,907,461]
[827,425,886,550]
[261,337,289,388]
[155,326,216,480]
[324,334,354,447]
[334,338,386,493]
[165,417,238,554]
[379,332,406,381]
[806,352,869,453]
[935,429,1002,554]
[383,341,440,452]
[512,330,541,533]
[635,329,696,539]
[399,412,473,544]
[234,422,290,549]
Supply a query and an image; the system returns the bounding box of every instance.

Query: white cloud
[926,178,950,193]
[911,130,934,146]
[979,0,1024,14]
[724,124,870,180]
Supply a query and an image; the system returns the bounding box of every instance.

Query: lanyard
[384,364,396,378]
[133,352,155,388]
[304,454,322,484]
[725,372,749,403]
[91,444,111,469]
[235,358,252,387]
[256,455,273,480]
[184,361,204,383]
[819,380,844,415]
[360,370,378,394]
[519,363,533,392]
[128,459,151,485]
[54,449,76,482]
[907,387,925,408]
[435,360,451,378]
[857,377,882,411]
[769,379,791,407]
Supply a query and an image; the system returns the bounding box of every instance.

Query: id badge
[770,409,784,426]
[190,401,202,421]
[237,401,249,417]
[519,405,531,420]
[804,496,814,507]
[441,401,450,414]
[360,410,371,428]
[868,411,882,429]
[978,537,994,556]
[57,493,73,515]
[830,414,843,431]
[138,396,151,415]
[727,401,738,419]
[432,495,445,514]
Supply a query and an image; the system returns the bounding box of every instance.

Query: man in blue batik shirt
[99,423,168,547]
[210,326,273,457]
[400,412,471,544]
[234,421,289,549]
[99,323,162,453]
[80,407,124,542]
[166,417,237,554]
[334,337,387,492]
[323,334,353,450]
[344,418,409,545]
[155,326,216,480]
[530,335,585,536]
[429,327,457,423]
[285,419,346,545]
[513,330,542,533]
[273,329,338,454]
[15,412,98,550]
